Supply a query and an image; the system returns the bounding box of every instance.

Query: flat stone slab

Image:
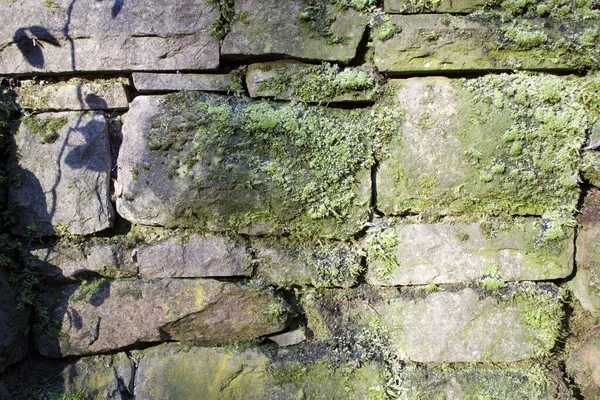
[34,279,290,358]
[221,0,368,63]
[374,15,600,74]
[246,61,380,103]
[133,73,237,94]
[0,0,218,74]
[567,328,600,400]
[384,0,487,13]
[23,241,137,281]
[137,234,251,278]
[116,93,372,239]
[306,285,564,362]
[366,219,574,285]
[16,78,129,111]
[376,75,587,217]
[268,329,307,347]
[252,239,362,288]
[8,111,114,236]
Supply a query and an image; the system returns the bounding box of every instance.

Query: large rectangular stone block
[305,284,564,362]
[115,93,372,239]
[366,218,574,285]
[0,0,219,74]
[376,74,588,218]
[221,0,368,63]
[8,111,114,236]
[374,15,600,74]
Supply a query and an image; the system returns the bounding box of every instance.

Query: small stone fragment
[268,329,307,347]
[133,73,236,94]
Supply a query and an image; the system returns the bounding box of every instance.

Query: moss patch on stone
[22,114,67,144]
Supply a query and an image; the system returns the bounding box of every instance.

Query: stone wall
[0,0,600,398]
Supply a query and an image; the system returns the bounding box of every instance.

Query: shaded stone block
[132,73,237,94]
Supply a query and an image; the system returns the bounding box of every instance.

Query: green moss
[117,287,142,300]
[148,92,393,238]
[502,24,548,49]
[398,0,442,12]
[365,227,399,282]
[206,0,235,41]
[22,114,68,144]
[72,278,109,303]
[258,63,381,104]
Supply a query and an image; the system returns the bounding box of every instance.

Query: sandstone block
[376,75,587,218]
[34,279,290,357]
[374,15,600,74]
[115,93,372,239]
[0,268,29,374]
[133,73,237,94]
[567,328,600,400]
[221,0,368,63]
[366,219,574,285]
[137,234,251,278]
[305,285,564,362]
[8,111,114,236]
[0,0,219,74]
[16,78,129,112]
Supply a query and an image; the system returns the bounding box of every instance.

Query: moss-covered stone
[377,74,588,221]
[252,238,363,288]
[304,283,564,362]
[116,92,377,239]
[246,61,381,104]
[34,279,290,357]
[221,0,368,63]
[365,217,574,285]
[374,15,600,74]
[384,0,487,13]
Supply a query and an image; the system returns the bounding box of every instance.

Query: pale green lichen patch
[256,62,382,104]
[144,91,393,238]
[22,114,68,144]
[377,74,589,226]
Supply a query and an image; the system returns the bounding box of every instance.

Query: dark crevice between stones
[347,24,371,67]
[370,159,383,218]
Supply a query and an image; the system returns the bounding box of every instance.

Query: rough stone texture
[0,0,219,74]
[268,329,307,347]
[366,219,574,285]
[8,111,114,236]
[376,76,586,217]
[0,352,134,399]
[306,285,563,362]
[116,94,371,239]
[245,61,379,103]
[133,73,236,94]
[384,0,487,13]
[134,343,382,400]
[374,15,599,74]
[34,279,290,358]
[252,240,362,288]
[16,78,129,111]
[567,328,600,400]
[137,234,251,278]
[0,268,29,374]
[221,0,368,63]
[23,241,137,281]
[573,189,600,318]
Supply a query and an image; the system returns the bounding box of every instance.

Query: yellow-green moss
[22,114,67,144]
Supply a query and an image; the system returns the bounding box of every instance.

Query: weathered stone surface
[137,234,251,278]
[0,0,219,74]
[16,78,129,111]
[23,241,137,281]
[377,75,587,217]
[0,352,134,399]
[374,15,600,74]
[567,328,600,399]
[268,329,307,347]
[380,364,560,399]
[252,240,362,288]
[134,343,382,400]
[34,279,290,357]
[0,268,29,374]
[305,285,564,362]
[8,111,114,236]
[246,61,380,103]
[366,219,574,285]
[573,189,600,318]
[116,93,372,239]
[221,0,368,63]
[384,0,487,13]
[133,73,236,94]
